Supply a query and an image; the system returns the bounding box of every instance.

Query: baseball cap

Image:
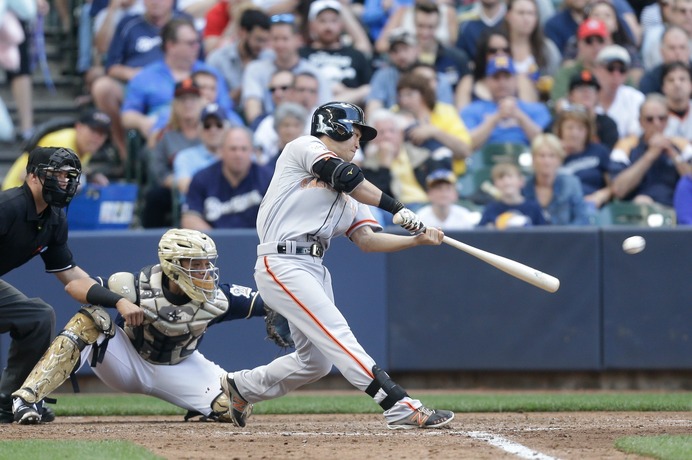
[426,169,456,187]
[388,28,416,50]
[174,78,201,98]
[200,103,226,122]
[595,44,631,66]
[577,19,608,40]
[308,0,341,20]
[78,109,111,133]
[569,69,601,91]
[486,55,516,77]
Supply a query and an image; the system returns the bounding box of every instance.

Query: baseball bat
[393,216,560,293]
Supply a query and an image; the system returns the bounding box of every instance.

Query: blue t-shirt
[461,100,552,145]
[184,161,273,228]
[122,60,240,126]
[479,200,547,227]
[560,143,611,196]
[673,175,692,225]
[105,12,188,70]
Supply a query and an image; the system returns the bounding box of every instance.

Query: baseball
[622,236,646,255]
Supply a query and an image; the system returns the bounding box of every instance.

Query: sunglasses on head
[606,62,627,73]
[487,46,510,54]
[203,121,223,130]
[269,85,290,93]
[583,36,605,45]
[643,115,667,123]
[271,13,295,24]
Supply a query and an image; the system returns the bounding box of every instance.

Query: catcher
[11,228,291,424]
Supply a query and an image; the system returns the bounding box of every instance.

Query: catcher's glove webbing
[264,307,294,349]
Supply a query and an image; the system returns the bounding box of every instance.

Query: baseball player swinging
[220,102,454,430]
[11,229,282,424]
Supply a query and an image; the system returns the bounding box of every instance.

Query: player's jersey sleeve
[293,136,337,175]
[213,283,264,324]
[345,202,383,238]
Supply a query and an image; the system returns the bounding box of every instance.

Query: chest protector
[124,265,229,365]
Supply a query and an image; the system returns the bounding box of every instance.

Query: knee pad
[364,365,409,411]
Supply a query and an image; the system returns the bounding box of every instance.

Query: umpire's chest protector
[126,265,229,365]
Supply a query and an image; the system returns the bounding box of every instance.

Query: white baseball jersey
[234,135,429,423]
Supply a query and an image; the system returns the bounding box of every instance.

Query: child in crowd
[479,162,547,228]
[416,169,478,230]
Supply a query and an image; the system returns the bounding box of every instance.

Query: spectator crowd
[2,0,692,228]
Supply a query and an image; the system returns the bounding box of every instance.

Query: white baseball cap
[596,45,631,67]
[308,0,342,21]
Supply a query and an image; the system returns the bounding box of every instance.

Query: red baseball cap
[577,19,608,40]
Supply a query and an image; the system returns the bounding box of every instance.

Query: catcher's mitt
[264,306,294,348]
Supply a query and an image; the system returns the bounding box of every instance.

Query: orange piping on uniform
[346,219,380,236]
[263,256,375,379]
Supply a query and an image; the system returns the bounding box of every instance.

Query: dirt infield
[1,411,690,459]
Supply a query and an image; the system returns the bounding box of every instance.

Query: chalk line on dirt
[464,431,560,460]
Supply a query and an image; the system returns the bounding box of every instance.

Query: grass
[47,391,692,416]
[615,435,692,460]
[0,440,163,460]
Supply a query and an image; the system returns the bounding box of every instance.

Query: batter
[11,229,272,423]
[221,102,455,430]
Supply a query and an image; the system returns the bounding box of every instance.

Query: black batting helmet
[310,102,377,142]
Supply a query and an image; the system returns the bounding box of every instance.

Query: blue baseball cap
[426,169,456,187]
[200,103,226,122]
[486,56,516,77]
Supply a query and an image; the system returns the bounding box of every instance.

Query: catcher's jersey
[256,135,381,250]
[109,264,258,365]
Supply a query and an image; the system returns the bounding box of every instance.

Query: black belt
[277,242,324,258]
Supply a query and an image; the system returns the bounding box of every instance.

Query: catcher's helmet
[310,102,377,142]
[26,147,82,208]
[158,229,219,303]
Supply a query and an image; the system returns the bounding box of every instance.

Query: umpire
[0,147,96,423]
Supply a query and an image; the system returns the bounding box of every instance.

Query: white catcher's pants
[79,327,226,416]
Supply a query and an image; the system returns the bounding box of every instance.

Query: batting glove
[395,208,426,235]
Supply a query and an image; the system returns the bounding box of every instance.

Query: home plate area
[2,412,690,459]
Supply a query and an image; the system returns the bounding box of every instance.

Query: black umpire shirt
[0,183,75,276]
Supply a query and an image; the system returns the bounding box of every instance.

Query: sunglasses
[269,85,290,93]
[606,62,627,73]
[643,115,668,123]
[583,36,605,45]
[487,46,510,54]
[203,121,223,130]
[271,13,295,24]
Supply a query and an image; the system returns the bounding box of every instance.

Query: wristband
[86,283,124,309]
[378,193,404,215]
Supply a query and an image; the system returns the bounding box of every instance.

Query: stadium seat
[480,143,532,171]
[598,201,676,227]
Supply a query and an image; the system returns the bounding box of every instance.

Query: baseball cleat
[12,397,41,425]
[387,406,454,430]
[36,400,55,423]
[220,374,253,427]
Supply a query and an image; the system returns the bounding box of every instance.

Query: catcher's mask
[27,147,82,208]
[310,102,377,143]
[158,229,219,303]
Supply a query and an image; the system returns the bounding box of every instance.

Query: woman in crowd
[498,0,561,98]
[454,29,536,109]
[554,106,613,209]
[523,133,592,225]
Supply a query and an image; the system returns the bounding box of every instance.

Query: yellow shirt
[389,148,429,204]
[2,129,92,190]
[429,102,472,176]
